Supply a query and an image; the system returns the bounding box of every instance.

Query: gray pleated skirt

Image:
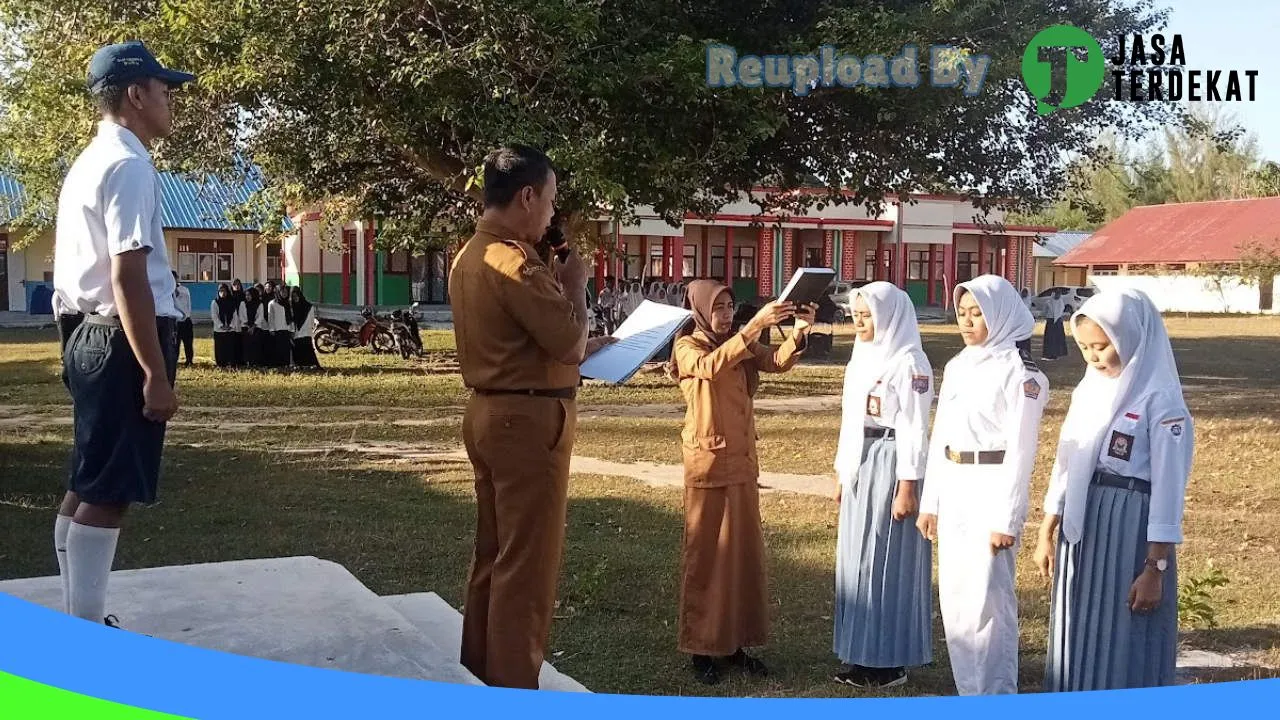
[834,435,933,668]
[1046,480,1179,691]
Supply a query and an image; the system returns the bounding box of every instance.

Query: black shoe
[835,665,875,687]
[104,615,121,628]
[876,667,908,688]
[726,648,768,676]
[691,655,721,685]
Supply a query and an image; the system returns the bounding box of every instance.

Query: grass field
[1,316,1278,696]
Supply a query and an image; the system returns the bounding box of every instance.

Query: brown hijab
[668,280,761,396]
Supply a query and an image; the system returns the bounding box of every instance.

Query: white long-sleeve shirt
[921,350,1050,537]
[292,306,316,339]
[266,300,293,333]
[210,299,246,333]
[863,355,934,481]
[1043,391,1193,543]
[174,285,192,321]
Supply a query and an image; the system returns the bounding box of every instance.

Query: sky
[1160,0,1279,161]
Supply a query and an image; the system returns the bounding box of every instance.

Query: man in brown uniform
[449,144,612,689]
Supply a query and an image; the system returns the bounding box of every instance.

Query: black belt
[1092,471,1151,495]
[85,314,177,331]
[945,446,1006,465]
[864,427,895,439]
[474,387,577,400]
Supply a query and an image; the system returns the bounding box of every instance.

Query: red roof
[1055,196,1280,266]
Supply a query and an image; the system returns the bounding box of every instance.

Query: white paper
[579,300,693,384]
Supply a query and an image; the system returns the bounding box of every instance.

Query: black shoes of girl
[691,649,770,685]
[835,665,908,689]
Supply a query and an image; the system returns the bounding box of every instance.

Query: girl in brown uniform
[669,280,815,685]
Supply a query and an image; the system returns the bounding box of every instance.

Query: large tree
[0,0,1170,250]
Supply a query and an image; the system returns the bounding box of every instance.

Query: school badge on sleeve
[911,375,930,394]
[1023,378,1041,400]
[1108,431,1135,461]
[1161,416,1187,439]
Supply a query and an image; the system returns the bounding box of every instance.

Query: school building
[587,190,1053,306]
[1,171,291,315]
[279,213,450,308]
[1055,197,1280,313]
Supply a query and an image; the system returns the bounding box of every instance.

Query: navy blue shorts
[63,314,179,506]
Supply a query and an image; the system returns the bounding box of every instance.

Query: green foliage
[0,1,1171,250]
[1011,105,1280,231]
[1178,565,1230,630]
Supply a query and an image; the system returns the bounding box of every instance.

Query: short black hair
[482,144,554,208]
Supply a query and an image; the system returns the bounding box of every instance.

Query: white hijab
[1052,288,1189,543]
[834,282,926,483]
[952,274,1036,367]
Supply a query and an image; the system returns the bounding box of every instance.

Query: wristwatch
[1144,557,1168,573]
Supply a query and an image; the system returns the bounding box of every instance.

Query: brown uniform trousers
[449,218,585,689]
[672,330,804,655]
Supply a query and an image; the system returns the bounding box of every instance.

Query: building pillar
[672,233,685,283]
[875,234,885,281]
[822,229,835,269]
[840,230,858,281]
[701,226,709,279]
[757,227,773,299]
[978,235,988,276]
[724,226,735,287]
[927,243,937,305]
[782,228,796,283]
[364,225,376,306]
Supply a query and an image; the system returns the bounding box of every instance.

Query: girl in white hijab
[831,282,934,689]
[917,274,1050,696]
[1035,289,1193,691]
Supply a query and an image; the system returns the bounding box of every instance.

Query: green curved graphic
[1022,24,1106,115]
[0,671,191,719]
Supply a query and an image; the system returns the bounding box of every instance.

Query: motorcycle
[313,307,396,354]
[389,303,424,359]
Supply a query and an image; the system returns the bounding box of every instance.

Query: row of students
[667,275,1193,696]
[210,283,319,369]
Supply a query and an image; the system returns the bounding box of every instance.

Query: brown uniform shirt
[674,329,804,487]
[449,218,583,390]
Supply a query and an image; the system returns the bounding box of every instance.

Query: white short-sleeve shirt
[53,120,178,319]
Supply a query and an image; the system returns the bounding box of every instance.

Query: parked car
[1031,285,1098,318]
[829,280,872,323]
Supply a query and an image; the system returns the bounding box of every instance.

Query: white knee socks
[66,522,120,623]
[54,515,72,613]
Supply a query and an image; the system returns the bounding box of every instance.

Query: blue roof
[1033,230,1091,258]
[0,169,293,232]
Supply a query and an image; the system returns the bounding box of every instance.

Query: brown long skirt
[677,483,770,656]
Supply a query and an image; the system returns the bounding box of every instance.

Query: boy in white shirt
[51,41,195,627]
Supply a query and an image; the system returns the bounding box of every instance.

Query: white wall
[1090,273,1280,313]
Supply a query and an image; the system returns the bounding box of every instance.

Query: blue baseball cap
[87,41,196,94]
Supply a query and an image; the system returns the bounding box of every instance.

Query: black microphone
[544,222,570,263]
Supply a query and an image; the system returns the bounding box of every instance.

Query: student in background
[831,282,934,689]
[172,272,194,367]
[241,286,267,369]
[1041,291,1069,360]
[210,282,245,368]
[667,280,814,685]
[1036,289,1193,692]
[917,274,1049,696]
[266,285,293,368]
[289,286,320,369]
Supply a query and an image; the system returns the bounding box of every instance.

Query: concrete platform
[0,556,482,686]
[383,592,589,693]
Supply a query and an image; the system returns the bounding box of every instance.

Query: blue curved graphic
[1,592,1276,718]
